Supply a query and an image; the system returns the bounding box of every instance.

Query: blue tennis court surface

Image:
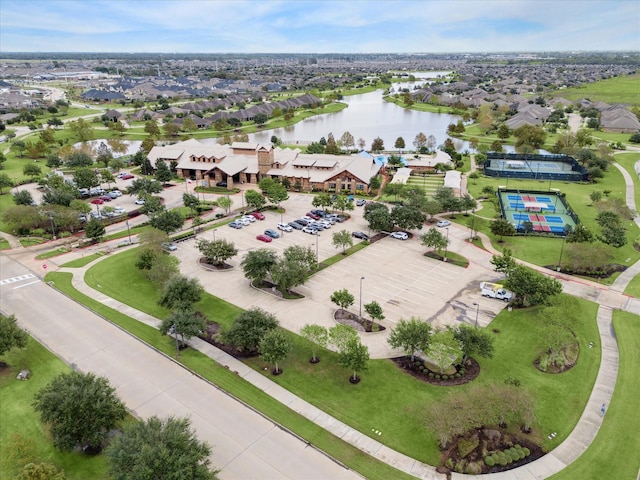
[498,190,578,236]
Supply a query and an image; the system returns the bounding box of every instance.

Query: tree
[420,228,448,256]
[140,137,156,154]
[330,289,355,314]
[154,160,172,184]
[160,308,205,353]
[197,238,237,266]
[328,324,358,353]
[312,193,332,210]
[266,183,288,208]
[182,117,197,132]
[23,163,42,181]
[270,256,309,294]
[299,324,328,363]
[394,137,405,150]
[340,131,355,150]
[225,308,279,352]
[333,194,354,215]
[67,118,94,142]
[590,190,602,205]
[127,178,162,197]
[433,187,458,213]
[183,192,200,217]
[513,124,547,150]
[413,132,427,150]
[357,137,366,150]
[497,124,510,140]
[163,122,180,138]
[324,133,339,155]
[369,175,381,192]
[505,265,563,307]
[85,217,106,243]
[490,249,517,278]
[332,229,353,254]
[423,200,442,222]
[16,462,66,480]
[253,113,268,125]
[338,337,369,382]
[100,169,115,189]
[144,120,160,137]
[105,416,217,480]
[95,142,113,167]
[150,210,183,234]
[33,372,126,450]
[244,189,266,210]
[363,300,384,328]
[390,205,426,231]
[371,137,384,152]
[450,324,495,364]
[259,329,291,374]
[424,330,464,375]
[490,218,516,241]
[387,317,432,361]
[13,190,34,206]
[364,202,393,232]
[216,195,232,215]
[241,249,277,286]
[0,314,28,365]
[139,195,164,217]
[158,275,204,311]
[566,224,594,243]
[73,168,99,189]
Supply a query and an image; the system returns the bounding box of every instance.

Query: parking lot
[174,193,510,358]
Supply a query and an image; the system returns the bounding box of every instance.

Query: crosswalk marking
[0,274,36,286]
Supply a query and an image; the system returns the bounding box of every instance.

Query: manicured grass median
[550,311,640,480]
[0,338,109,479]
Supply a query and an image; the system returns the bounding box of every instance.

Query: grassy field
[0,338,109,479]
[45,271,417,480]
[82,249,600,466]
[550,310,640,480]
[60,253,102,268]
[548,73,640,106]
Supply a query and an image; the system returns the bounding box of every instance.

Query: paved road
[0,254,362,480]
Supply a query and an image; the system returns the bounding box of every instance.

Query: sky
[1,0,638,53]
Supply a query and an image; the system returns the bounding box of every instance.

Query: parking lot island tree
[332,229,353,254]
[241,249,278,287]
[364,202,393,233]
[387,317,432,361]
[149,210,184,234]
[391,205,426,231]
[330,289,355,314]
[224,308,279,353]
[0,314,28,366]
[259,329,292,375]
[244,189,266,211]
[420,228,449,257]
[504,265,563,307]
[333,194,354,215]
[299,324,328,363]
[158,274,204,312]
[33,371,127,451]
[363,300,384,329]
[106,415,218,480]
[216,196,232,215]
[196,238,238,267]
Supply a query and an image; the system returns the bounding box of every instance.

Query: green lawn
[550,310,640,480]
[82,249,601,467]
[0,338,109,479]
[60,253,102,268]
[548,73,640,105]
[44,271,416,480]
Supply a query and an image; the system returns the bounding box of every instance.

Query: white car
[113,207,126,214]
[390,231,409,240]
[277,222,293,232]
[238,218,252,226]
[302,226,318,235]
[134,198,145,205]
[436,220,451,228]
[241,215,256,223]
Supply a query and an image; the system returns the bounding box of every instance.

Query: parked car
[216,181,227,187]
[162,242,178,251]
[352,231,369,240]
[277,222,293,232]
[390,231,409,240]
[241,215,256,223]
[256,234,273,243]
[306,212,320,220]
[436,220,451,228]
[296,218,309,226]
[120,173,134,180]
[238,218,252,226]
[288,221,304,230]
[228,221,243,229]
[90,211,102,219]
[356,199,366,206]
[108,190,122,198]
[91,198,104,205]
[90,187,105,196]
[311,209,327,217]
[264,229,280,239]
[302,226,318,235]
[100,195,112,202]
[309,222,326,230]
[251,211,265,220]
[113,207,126,214]
[134,198,145,205]
[79,188,90,197]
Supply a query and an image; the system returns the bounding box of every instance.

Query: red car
[256,234,273,243]
[121,173,134,180]
[306,212,320,220]
[100,195,112,202]
[251,212,265,220]
[91,198,104,205]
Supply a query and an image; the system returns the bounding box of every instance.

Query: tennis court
[498,190,578,235]
[484,153,589,182]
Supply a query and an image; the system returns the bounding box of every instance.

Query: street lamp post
[315,234,319,268]
[359,276,365,320]
[212,229,217,242]
[472,302,480,328]
[171,324,180,358]
[557,234,566,272]
[125,220,132,244]
[47,213,56,239]
[444,227,450,262]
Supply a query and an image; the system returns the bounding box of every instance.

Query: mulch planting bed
[199,321,258,358]
[334,309,386,332]
[391,356,480,386]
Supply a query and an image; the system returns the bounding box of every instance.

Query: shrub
[442,375,448,380]
[455,373,461,378]
[446,458,454,469]
[517,449,526,460]
[454,460,466,473]
[436,375,441,380]
[491,453,500,463]
[458,437,479,458]
[523,447,531,456]
[428,372,434,378]
[460,368,466,375]
[484,456,495,467]
[508,448,520,461]
[465,461,483,474]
